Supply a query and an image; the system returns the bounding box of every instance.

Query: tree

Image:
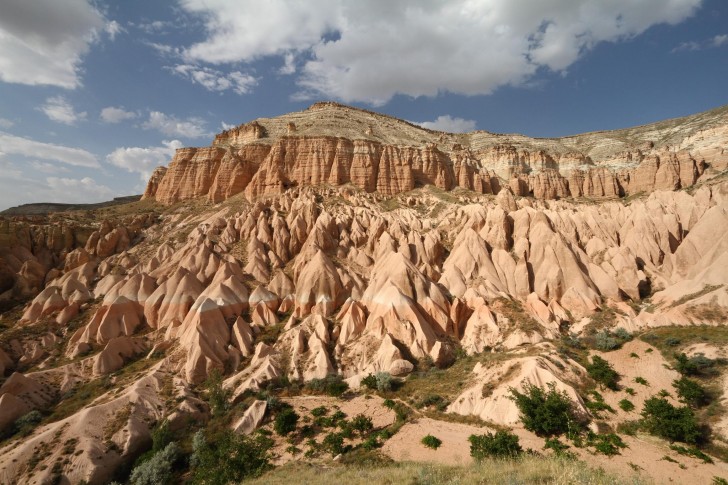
[469,431,522,460]
[421,434,442,450]
[129,443,180,485]
[641,397,703,444]
[673,377,710,407]
[191,430,272,485]
[204,369,231,417]
[587,355,620,390]
[509,382,582,437]
[274,408,299,436]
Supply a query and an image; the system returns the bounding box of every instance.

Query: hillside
[0,104,727,484]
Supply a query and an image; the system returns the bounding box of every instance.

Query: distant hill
[0,195,142,216]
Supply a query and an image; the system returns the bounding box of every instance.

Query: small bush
[665,337,681,347]
[129,443,180,485]
[421,434,442,450]
[14,410,42,436]
[204,369,231,417]
[634,376,649,386]
[509,382,582,437]
[619,399,635,412]
[584,392,615,418]
[594,331,620,351]
[587,356,620,390]
[383,399,395,409]
[588,432,626,456]
[361,374,378,390]
[625,387,636,396]
[674,353,718,377]
[351,414,373,434]
[673,377,710,407]
[415,394,449,412]
[469,431,522,460]
[375,372,394,392]
[311,406,328,417]
[543,437,571,457]
[191,430,272,484]
[274,408,299,436]
[670,444,713,464]
[322,432,345,456]
[306,374,349,397]
[641,397,703,444]
[617,420,641,436]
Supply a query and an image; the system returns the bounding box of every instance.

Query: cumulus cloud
[0,131,99,168]
[106,140,182,179]
[714,34,728,47]
[221,122,236,130]
[100,106,137,123]
[0,118,14,129]
[416,115,477,133]
[672,33,728,52]
[178,0,701,105]
[142,111,210,138]
[30,161,70,174]
[0,164,114,210]
[171,64,257,94]
[0,0,104,88]
[39,96,87,125]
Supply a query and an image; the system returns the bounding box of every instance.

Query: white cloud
[221,122,236,130]
[171,64,257,94]
[0,118,14,129]
[100,106,137,123]
[0,165,115,210]
[105,20,125,40]
[39,96,87,125]
[0,131,99,168]
[714,34,728,47]
[142,111,210,138]
[30,161,70,174]
[179,0,701,105]
[0,0,104,88]
[672,40,701,52]
[106,140,182,179]
[416,115,477,133]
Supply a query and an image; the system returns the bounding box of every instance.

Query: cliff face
[144,103,728,203]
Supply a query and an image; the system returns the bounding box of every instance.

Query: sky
[0,0,727,211]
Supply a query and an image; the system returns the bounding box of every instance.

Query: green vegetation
[274,408,299,436]
[586,356,620,390]
[468,431,523,460]
[674,352,722,377]
[306,374,350,397]
[509,382,582,437]
[673,377,711,407]
[641,397,703,444]
[618,399,635,412]
[586,433,626,456]
[361,372,394,393]
[670,444,714,464]
[593,328,632,351]
[421,434,443,450]
[190,429,272,484]
[129,442,180,485]
[245,455,641,485]
[634,376,649,386]
[204,369,231,417]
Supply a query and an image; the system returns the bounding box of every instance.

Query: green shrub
[674,353,719,377]
[509,382,582,437]
[14,410,42,436]
[421,434,442,450]
[415,394,449,411]
[543,437,571,457]
[594,331,620,351]
[625,387,636,396]
[616,420,641,436]
[311,406,328,417]
[618,399,635,412]
[361,374,377,390]
[322,432,346,456]
[306,374,349,397]
[673,377,710,407]
[641,397,703,444]
[375,372,393,392]
[587,356,620,390]
[469,430,522,460]
[670,444,713,464]
[383,399,395,409]
[129,443,180,485]
[665,337,681,347]
[351,414,373,434]
[274,408,299,436]
[587,432,626,456]
[204,369,231,417]
[191,430,272,485]
[634,376,649,386]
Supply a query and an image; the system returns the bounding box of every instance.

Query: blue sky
[0,0,726,210]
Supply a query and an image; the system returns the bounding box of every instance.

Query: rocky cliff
[144,102,728,203]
